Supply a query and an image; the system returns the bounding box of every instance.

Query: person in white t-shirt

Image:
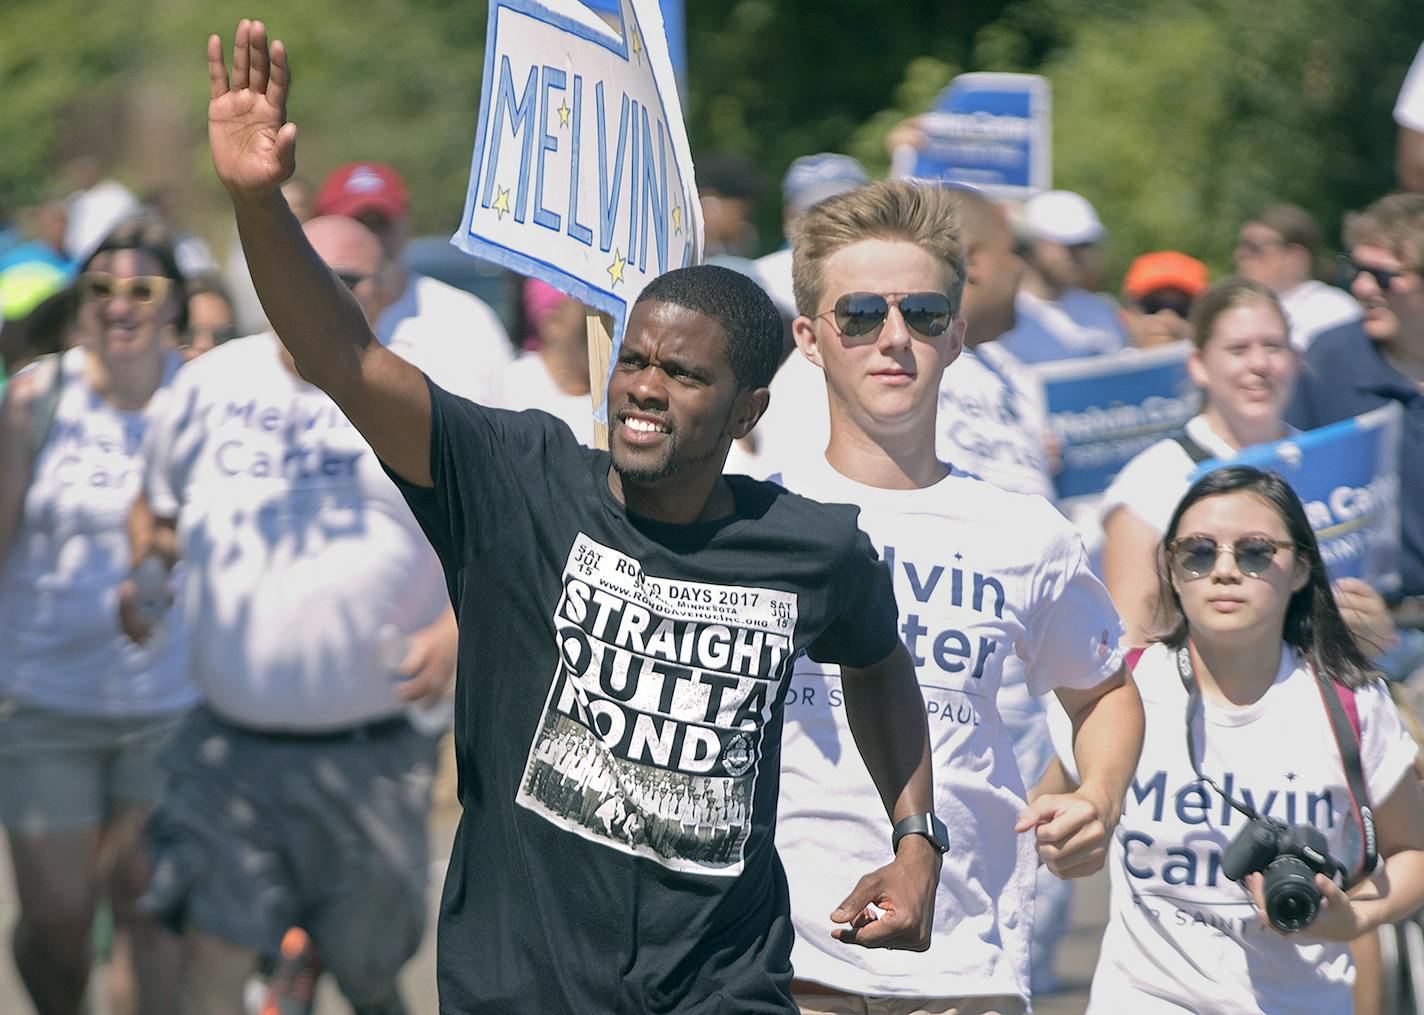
[0,218,194,1015]
[1396,42,1424,192]
[775,179,1146,1014]
[121,216,460,1015]
[1233,205,1362,351]
[997,189,1129,364]
[490,278,597,445]
[312,161,514,404]
[1044,465,1424,1015]
[1100,277,1396,660]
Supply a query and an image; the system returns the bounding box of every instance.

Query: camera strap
[1174,644,1379,888]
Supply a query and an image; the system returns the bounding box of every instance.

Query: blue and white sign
[1031,342,1199,501]
[1191,404,1404,591]
[900,72,1051,199]
[456,0,702,356]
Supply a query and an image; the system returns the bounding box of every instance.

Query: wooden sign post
[586,309,614,450]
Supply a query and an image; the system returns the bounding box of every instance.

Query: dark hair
[695,153,764,204]
[1152,466,1378,688]
[635,264,782,389]
[185,272,232,307]
[81,215,189,331]
[1246,204,1324,257]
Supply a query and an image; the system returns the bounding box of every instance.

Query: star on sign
[672,204,682,235]
[557,99,571,128]
[607,249,628,286]
[1285,771,1297,782]
[492,186,511,220]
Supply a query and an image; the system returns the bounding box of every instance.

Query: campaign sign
[1031,342,1199,501]
[456,0,702,367]
[1191,403,1404,591]
[905,72,1051,199]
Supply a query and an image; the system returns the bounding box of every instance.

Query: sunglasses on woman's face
[1168,534,1297,579]
[819,291,954,338]
[80,272,171,306]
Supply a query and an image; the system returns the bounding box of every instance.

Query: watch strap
[891,812,949,854]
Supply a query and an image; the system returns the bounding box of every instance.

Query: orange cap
[1123,251,1209,300]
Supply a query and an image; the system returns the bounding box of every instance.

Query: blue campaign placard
[1033,343,1199,501]
[909,73,1051,198]
[1191,404,1404,590]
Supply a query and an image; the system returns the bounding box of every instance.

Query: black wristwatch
[891,812,950,855]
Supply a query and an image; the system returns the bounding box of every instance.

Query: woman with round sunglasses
[0,216,194,1014]
[1100,276,1397,658]
[1042,466,1424,1014]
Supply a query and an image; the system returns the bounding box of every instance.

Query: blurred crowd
[1,33,1423,1015]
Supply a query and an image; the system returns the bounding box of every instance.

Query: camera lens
[1263,857,1321,932]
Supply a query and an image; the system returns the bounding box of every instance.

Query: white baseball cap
[1025,189,1105,246]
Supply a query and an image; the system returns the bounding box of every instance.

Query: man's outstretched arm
[832,642,939,951]
[208,19,433,485]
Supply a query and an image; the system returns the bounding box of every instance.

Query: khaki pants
[793,990,1028,1015]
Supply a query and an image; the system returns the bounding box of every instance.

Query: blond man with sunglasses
[772,180,1145,1015]
[0,216,193,1015]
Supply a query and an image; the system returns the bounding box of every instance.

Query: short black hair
[635,264,781,389]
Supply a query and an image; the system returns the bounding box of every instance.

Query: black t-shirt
[389,379,898,1014]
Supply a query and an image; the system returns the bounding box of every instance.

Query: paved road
[0,814,1105,1014]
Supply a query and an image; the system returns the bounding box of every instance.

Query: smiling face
[792,238,964,440]
[606,300,762,489]
[1347,242,1424,345]
[1189,300,1297,437]
[78,248,179,365]
[1168,490,1308,643]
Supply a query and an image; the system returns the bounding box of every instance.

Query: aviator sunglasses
[80,272,171,306]
[1167,534,1297,579]
[1337,255,1403,293]
[819,291,954,338]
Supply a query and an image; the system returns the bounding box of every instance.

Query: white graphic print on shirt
[516,532,798,875]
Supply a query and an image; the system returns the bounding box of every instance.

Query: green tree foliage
[0,1,144,208]
[1,0,1420,279]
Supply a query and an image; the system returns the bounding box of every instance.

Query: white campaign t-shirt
[1051,643,1417,1015]
[998,288,1128,364]
[774,455,1124,1000]
[490,351,596,447]
[0,348,195,716]
[936,344,1055,500]
[753,246,796,319]
[143,335,449,730]
[1279,280,1362,352]
[378,272,513,405]
[1099,415,1239,535]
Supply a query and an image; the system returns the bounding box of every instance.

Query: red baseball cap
[313,162,408,220]
[1122,251,1209,300]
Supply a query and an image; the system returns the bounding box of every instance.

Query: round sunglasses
[818,291,954,338]
[1167,534,1297,579]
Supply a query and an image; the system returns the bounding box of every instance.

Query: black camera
[1220,817,1344,932]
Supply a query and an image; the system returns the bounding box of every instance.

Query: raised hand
[207,19,296,201]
